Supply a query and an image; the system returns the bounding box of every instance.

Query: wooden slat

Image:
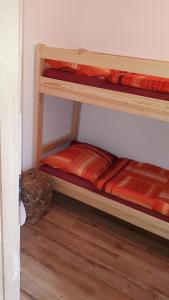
[20,290,34,300]
[71,102,81,140]
[40,44,169,78]
[34,94,44,168]
[40,77,169,123]
[42,134,72,154]
[34,45,45,168]
[53,177,169,240]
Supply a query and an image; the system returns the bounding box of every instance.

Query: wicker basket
[22,169,53,224]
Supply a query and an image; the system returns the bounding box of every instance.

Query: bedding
[95,159,169,217]
[43,142,116,184]
[45,59,79,72]
[40,164,169,223]
[42,139,169,218]
[108,70,169,93]
[45,59,111,78]
[44,59,169,96]
[43,69,169,101]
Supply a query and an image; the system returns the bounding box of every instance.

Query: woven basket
[22,169,53,224]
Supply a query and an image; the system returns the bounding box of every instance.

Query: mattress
[40,164,169,223]
[43,69,169,102]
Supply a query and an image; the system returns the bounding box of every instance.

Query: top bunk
[36,44,169,122]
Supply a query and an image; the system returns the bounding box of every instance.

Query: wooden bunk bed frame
[35,43,169,240]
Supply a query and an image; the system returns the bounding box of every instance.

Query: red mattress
[43,69,169,102]
[40,164,169,223]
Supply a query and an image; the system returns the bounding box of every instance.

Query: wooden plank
[20,290,34,300]
[34,45,45,168]
[34,94,44,168]
[71,102,81,140]
[40,44,169,78]
[40,77,169,123]
[42,134,72,154]
[0,0,21,299]
[53,177,169,240]
[49,206,169,265]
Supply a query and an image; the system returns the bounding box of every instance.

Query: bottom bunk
[40,142,169,240]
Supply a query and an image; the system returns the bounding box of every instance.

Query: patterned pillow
[45,59,79,72]
[95,159,169,216]
[77,65,111,79]
[45,59,111,79]
[43,143,116,183]
[108,70,169,93]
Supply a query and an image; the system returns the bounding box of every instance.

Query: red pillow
[108,69,169,93]
[71,141,116,164]
[77,65,111,79]
[43,142,116,183]
[45,59,111,79]
[45,59,79,72]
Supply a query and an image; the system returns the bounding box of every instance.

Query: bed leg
[71,102,81,141]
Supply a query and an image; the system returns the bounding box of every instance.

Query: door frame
[0,0,21,299]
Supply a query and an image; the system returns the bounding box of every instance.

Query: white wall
[78,0,169,168]
[80,0,169,60]
[22,0,82,170]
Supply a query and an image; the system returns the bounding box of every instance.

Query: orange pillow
[108,69,169,93]
[43,143,115,183]
[107,70,128,84]
[45,59,111,78]
[45,59,79,72]
[77,65,111,79]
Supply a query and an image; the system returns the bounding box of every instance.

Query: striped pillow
[43,143,116,183]
[45,59,79,72]
[96,159,169,217]
[108,70,169,93]
[77,65,111,78]
[45,59,111,79]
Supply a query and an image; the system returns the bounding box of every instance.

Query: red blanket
[95,159,169,217]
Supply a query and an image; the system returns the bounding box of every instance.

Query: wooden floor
[21,192,169,300]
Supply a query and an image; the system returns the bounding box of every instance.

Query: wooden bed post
[34,44,45,168]
[71,102,81,140]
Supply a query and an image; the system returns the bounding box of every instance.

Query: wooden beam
[40,77,169,123]
[71,102,81,140]
[39,44,169,78]
[34,45,46,168]
[42,134,72,154]
[34,94,44,168]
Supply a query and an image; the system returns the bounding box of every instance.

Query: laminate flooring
[21,192,169,300]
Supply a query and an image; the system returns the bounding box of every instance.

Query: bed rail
[39,44,169,78]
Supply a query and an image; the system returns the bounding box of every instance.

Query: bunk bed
[34,43,169,240]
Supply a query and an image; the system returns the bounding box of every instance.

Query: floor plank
[20,290,36,300]
[21,193,169,300]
